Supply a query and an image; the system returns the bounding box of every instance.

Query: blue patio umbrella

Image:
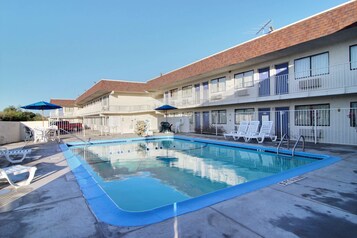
[155,104,177,122]
[21,101,62,126]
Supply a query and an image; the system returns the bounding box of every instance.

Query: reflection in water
[70,139,315,211]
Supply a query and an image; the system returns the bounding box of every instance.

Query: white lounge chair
[244,121,277,143]
[235,121,260,141]
[224,121,249,140]
[0,165,37,188]
[0,147,32,164]
[24,126,34,142]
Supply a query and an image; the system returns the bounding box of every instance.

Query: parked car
[51,121,83,132]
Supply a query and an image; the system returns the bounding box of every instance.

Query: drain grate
[279,176,306,186]
[65,174,76,181]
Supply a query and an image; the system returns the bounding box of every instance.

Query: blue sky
[0,0,349,110]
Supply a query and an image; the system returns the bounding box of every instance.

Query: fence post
[215,112,218,136]
[314,110,317,144]
[280,111,283,139]
[83,117,85,138]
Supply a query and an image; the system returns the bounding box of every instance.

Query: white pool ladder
[292,135,305,156]
[277,134,290,155]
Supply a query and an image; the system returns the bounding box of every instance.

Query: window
[64,107,74,113]
[182,85,192,98]
[294,52,329,79]
[234,70,254,88]
[210,77,226,93]
[164,91,169,104]
[211,110,227,124]
[350,45,357,70]
[170,88,178,99]
[350,102,357,127]
[234,108,254,124]
[102,96,109,107]
[295,104,330,126]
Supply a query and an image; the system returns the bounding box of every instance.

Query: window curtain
[351,46,357,70]
[311,53,328,76]
[295,57,310,78]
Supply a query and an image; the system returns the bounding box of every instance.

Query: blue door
[275,107,289,139]
[275,63,289,95]
[202,111,210,133]
[259,67,270,97]
[194,84,200,104]
[202,82,209,103]
[194,112,201,133]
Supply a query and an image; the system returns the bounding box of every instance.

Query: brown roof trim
[76,80,150,105]
[50,99,76,107]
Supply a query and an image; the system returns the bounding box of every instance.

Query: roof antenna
[256,20,274,35]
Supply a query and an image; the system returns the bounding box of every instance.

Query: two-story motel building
[51,1,357,145]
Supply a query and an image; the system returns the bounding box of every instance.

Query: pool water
[70,138,316,212]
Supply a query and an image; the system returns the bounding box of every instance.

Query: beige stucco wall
[0,121,49,145]
[0,121,21,145]
[107,113,160,134]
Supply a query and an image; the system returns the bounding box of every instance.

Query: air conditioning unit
[299,128,323,139]
[235,89,249,97]
[299,78,321,90]
[210,94,222,100]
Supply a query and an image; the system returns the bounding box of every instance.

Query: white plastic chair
[0,147,32,164]
[175,121,183,133]
[244,121,277,143]
[24,126,34,142]
[224,121,249,140]
[45,125,59,142]
[0,165,37,188]
[235,121,260,141]
[34,127,46,143]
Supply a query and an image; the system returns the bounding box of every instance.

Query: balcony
[74,103,162,116]
[49,110,76,119]
[104,105,160,113]
[165,62,357,108]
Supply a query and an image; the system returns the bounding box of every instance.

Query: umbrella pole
[42,109,44,127]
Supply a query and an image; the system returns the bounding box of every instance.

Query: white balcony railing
[105,104,160,113]
[165,62,357,108]
[73,103,162,116]
[49,110,76,118]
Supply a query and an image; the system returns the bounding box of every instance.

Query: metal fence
[195,108,357,145]
[48,107,357,145]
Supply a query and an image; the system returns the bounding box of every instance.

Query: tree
[0,106,43,121]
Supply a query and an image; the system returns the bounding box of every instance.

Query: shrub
[135,121,147,136]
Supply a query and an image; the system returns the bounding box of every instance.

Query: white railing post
[83,116,85,138]
[280,111,283,139]
[215,112,218,136]
[314,109,317,144]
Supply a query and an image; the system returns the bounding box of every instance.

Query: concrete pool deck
[0,133,356,237]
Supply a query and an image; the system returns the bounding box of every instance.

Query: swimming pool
[61,135,340,226]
